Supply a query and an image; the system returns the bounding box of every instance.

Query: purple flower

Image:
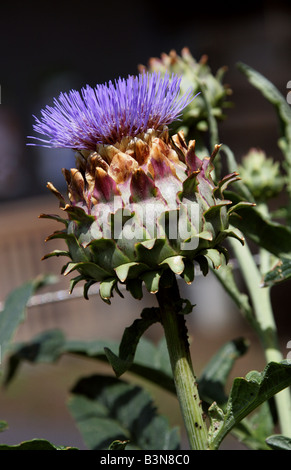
[28,72,194,150]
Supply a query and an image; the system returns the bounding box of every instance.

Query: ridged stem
[156,277,209,450]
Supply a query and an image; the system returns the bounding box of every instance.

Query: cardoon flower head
[29,72,193,149]
[34,71,245,303]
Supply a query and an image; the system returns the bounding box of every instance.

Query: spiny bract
[32,72,245,303]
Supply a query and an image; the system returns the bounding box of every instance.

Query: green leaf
[0,438,78,450]
[237,62,291,192]
[198,337,249,405]
[208,361,291,449]
[0,275,56,367]
[227,191,291,260]
[108,439,130,450]
[232,402,274,450]
[263,258,291,287]
[4,329,66,385]
[3,329,116,385]
[104,308,160,377]
[266,434,291,450]
[68,374,180,450]
[4,329,175,394]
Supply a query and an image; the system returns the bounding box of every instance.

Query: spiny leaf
[208,361,291,449]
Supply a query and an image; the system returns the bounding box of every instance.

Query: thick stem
[156,276,209,450]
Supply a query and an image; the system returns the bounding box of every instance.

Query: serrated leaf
[4,329,175,393]
[68,374,180,450]
[3,329,115,385]
[208,361,291,449]
[3,329,66,385]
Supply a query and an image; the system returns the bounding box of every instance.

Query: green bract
[238,148,285,202]
[139,48,232,137]
[41,128,246,303]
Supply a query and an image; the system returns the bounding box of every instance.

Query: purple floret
[28,72,194,150]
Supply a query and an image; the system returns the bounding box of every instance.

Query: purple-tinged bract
[29,72,194,150]
[35,70,250,304]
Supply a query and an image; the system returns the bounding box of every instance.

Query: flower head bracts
[29,72,194,150]
[33,70,249,303]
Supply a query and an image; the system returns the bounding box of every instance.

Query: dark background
[0,0,290,201]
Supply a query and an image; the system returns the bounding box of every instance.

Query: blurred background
[0,0,290,450]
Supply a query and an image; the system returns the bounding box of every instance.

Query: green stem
[229,233,291,437]
[156,276,209,450]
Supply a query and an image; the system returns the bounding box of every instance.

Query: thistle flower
[32,72,244,303]
[29,72,193,149]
